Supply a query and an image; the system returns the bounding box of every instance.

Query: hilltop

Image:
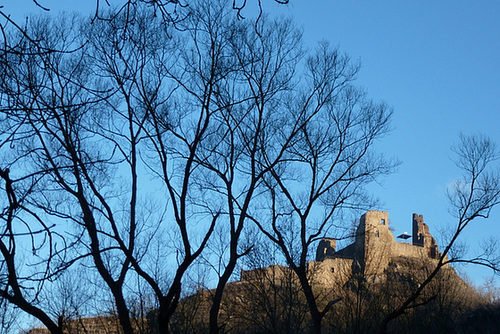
[170,211,496,333]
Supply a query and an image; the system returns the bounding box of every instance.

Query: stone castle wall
[26,316,144,334]
[309,257,354,287]
[391,241,428,259]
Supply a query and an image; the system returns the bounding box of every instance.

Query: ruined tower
[354,210,394,278]
[412,213,439,259]
[316,238,336,261]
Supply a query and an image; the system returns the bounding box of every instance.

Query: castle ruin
[242,210,444,287]
[311,210,442,285]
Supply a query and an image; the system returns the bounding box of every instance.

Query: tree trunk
[297,271,323,334]
[209,257,238,334]
[112,287,135,334]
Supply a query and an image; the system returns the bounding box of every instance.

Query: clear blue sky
[4,0,500,286]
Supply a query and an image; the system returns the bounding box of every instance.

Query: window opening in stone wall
[376,230,380,237]
[381,219,386,225]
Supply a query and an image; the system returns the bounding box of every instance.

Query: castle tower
[412,213,425,246]
[355,211,394,279]
[412,213,439,259]
[316,238,336,261]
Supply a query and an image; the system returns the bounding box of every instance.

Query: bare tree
[242,38,394,332]
[0,14,94,334]
[236,241,309,333]
[379,134,500,333]
[0,298,17,334]
[195,11,306,334]
[0,2,395,334]
[1,2,252,333]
